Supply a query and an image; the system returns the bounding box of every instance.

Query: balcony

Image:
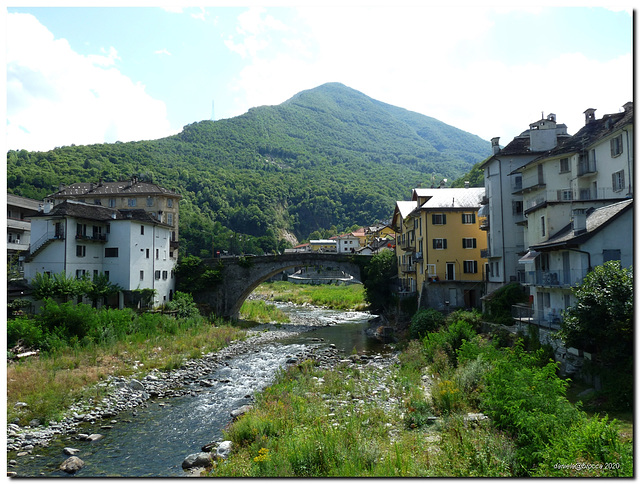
[400,263,416,273]
[7,218,31,231]
[480,248,490,258]
[524,268,589,287]
[512,303,562,330]
[578,159,597,177]
[479,216,489,231]
[76,233,108,243]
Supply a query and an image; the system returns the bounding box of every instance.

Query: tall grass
[251,281,367,310]
[239,300,290,323]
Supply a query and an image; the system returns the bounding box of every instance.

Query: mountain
[7,82,491,256]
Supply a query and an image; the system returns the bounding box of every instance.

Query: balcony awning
[518,250,540,264]
[477,204,488,217]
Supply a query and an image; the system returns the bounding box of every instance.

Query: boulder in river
[230,405,253,421]
[63,447,80,455]
[216,441,233,460]
[60,456,85,474]
[182,452,213,469]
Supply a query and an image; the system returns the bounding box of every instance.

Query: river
[8,303,391,477]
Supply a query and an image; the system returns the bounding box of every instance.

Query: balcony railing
[578,159,597,176]
[479,216,489,231]
[524,268,588,287]
[480,248,490,258]
[400,263,416,273]
[76,233,108,242]
[512,303,562,330]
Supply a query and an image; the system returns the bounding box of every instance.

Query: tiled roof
[531,199,633,250]
[31,200,169,226]
[48,179,181,199]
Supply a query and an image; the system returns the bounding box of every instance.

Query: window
[162,270,168,280]
[425,264,436,276]
[559,158,570,173]
[612,170,625,192]
[147,197,154,207]
[108,198,116,208]
[432,214,446,225]
[537,164,544,184]
[141,225,145,235]
[105,247,119,257]
[167,213,173,226]
[558,189,573,201]
[167,198,173,208]
[461,213,476,224]
[146,248,150,258]
[541,216,546,237]
[76,223,87,237]
[156,248,159,259]
[106,224,110,234]
[155,270,161,280]
[610,134,623,157]
[140,271,144,281]
[76,245,86,257]
[128,198,137,207]
[512,200,523,215]
[603,249,621,262]
[433,238,447,249]
[104,271,109,281]
[462,238,477,249]
[463,260,478,273]
[76,269,86,279]
[171,270,175,279]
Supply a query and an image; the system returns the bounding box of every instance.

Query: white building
[333,233,361,253]
[25,200,177,308]
[7,194,41,278]
[516,200,632,326]
[479,114,571,292]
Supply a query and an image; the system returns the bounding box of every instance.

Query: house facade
[393,187,487,310]
[44,177,181,256]
[479,114,571,292]
[7,194,42,278]
[24,200,177,308]
[514,102,633,325]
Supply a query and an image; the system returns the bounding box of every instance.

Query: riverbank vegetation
[210,309,633,477]
[250,281,367,311]
[7,293,245,426]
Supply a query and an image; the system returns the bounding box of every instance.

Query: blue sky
[4,4,634,152]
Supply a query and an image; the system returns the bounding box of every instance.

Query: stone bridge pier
[193,253,370,319]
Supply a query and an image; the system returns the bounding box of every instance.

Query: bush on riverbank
[210,310,632,477]
[7,301,245,426]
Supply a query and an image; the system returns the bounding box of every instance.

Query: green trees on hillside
[7,84,490,256]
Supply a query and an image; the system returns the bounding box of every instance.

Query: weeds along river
[8,303,391,477]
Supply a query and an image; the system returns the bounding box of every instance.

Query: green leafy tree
[559,260,633,364]
[85,273,122,308]
[362,250,397,313]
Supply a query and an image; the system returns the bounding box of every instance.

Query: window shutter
[433,239,437,249]
[443,239,447,249]
[472,213,476,224]
[462,213,466,224]
[442,214,447,224]
[473,238,477,248]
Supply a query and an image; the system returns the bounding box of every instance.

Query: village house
[7,193,41,279]
[24,199,177,309]
[393,186,487,310]
[513,102,633,325]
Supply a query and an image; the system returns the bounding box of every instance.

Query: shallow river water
[9,304,389,477]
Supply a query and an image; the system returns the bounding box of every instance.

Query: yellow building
[392,187,487,310]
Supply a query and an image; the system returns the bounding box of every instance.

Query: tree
[362,250,397,313]
[559,260,633,364]
[85,273,122,308]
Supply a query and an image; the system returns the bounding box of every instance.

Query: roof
[47,178,181,199]
[395,200,418,219]
[531,199,633,250]
[31,200,170,226]
[7,193,42,211]
[413,187,485,209]
[514,103,633,173]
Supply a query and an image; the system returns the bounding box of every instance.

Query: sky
[3,3,635,153]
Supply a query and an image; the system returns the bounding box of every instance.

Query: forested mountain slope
[7,82,491,256]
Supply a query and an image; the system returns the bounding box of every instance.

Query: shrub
[7,317,44,348]
[409,308,444,340]
[166,291,201,318]
[38,299,97,340]
[483,283,527,325]
[431,379,464,415]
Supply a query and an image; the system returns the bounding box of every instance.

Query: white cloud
[6,12,177,152]
[154,48,172,56]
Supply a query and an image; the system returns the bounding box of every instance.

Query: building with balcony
[7,194,42,279]
[44,177,181,254]
[393,187,487,310]
[516,199,632,326]
[479,113,571,292]
[24,199,177,308]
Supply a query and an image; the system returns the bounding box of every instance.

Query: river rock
[63,447,81,455]
[87,433,104,442]
[230,405,253,420]
[60,456,85,474]
[216,441,233,459]
[129,379,145,391]
[182,452,213,469]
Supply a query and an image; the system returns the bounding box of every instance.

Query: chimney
[623,101,633,112]
[491,137,500,155]
[584,108,597,125]
[572,208,587,235]
[464,181,470,189]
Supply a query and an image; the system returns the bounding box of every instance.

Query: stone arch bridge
[192,253,371,319]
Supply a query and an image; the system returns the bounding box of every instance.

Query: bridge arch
[192,253,370,319]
